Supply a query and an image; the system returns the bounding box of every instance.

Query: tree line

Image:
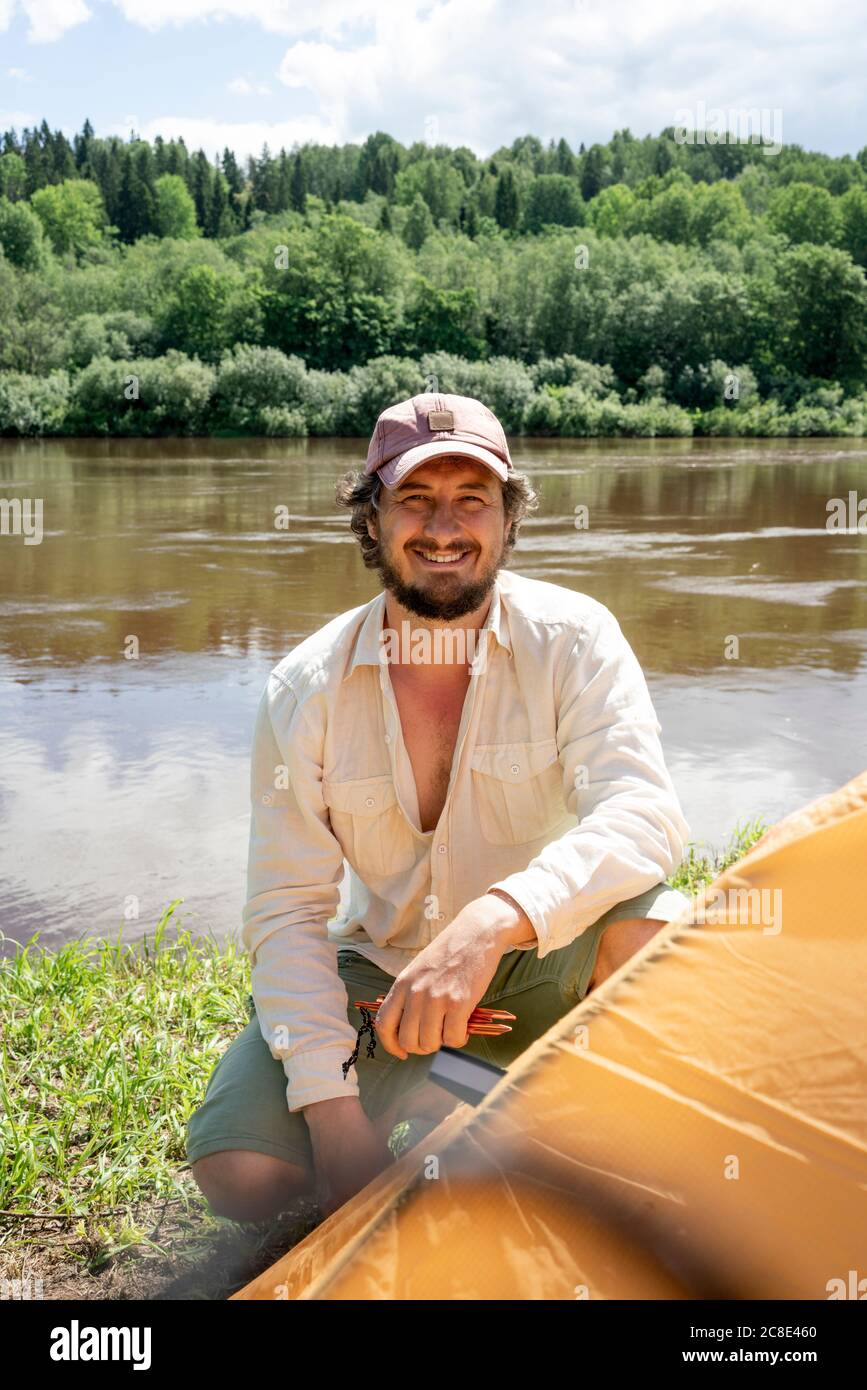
[1,121,867,436]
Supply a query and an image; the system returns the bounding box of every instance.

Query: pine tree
[221,148,244,198]
[48,128,76,182]
[250,143,279,212]
[23,128,49,196]
[494,166,519,229]
[276,149,292,211]
[191,151,214,231]
[208,173,235,237]
[116,148,155,241]
[580,145,606,201]
[555,137,576,178]
[73,119,94,171]
[290,152,307,213]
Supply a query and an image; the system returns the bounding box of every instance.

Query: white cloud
[228,77,272,96]
[0,107,37,128]
[6,65,31,78]
[3,0,867,157]
[106,113,342,160]
[107,0,393,39]
[19,0,91,42]
[262,0,867,156]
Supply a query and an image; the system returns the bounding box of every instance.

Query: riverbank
[0,820,765,1301]
[3,348,867,440]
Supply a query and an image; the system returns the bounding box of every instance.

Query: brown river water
[1,435,865,949]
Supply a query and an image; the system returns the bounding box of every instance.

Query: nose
[417,498,472,547]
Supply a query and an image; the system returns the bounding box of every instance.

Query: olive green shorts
[185,881,689,1174]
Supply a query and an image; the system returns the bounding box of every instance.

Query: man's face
[367,456,513,620]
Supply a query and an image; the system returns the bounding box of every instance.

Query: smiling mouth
[411,547,475,568]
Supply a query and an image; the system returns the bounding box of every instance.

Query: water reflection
[1,436,865,947]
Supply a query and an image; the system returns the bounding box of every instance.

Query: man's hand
[304,1096,392,1217]
[374,891,536,1060]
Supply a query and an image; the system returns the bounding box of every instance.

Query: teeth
[418,550,469,563]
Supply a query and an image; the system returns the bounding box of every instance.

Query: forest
[2,120,867,437]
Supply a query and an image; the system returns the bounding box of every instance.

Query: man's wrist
[484,889,538,948]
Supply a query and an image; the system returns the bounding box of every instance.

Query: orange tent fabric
[233,771,867,1300]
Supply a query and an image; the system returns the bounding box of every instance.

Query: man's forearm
[484,888,538,948]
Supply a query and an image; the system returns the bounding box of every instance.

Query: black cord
[342,1004,378,1078]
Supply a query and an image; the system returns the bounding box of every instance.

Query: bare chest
[389,670,471,832]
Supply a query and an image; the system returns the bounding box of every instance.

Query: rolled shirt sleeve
[487,607,690,958]
[241,672,362,1112]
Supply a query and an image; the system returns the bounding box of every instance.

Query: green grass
[666,818,767,896]
[0,820,768,1287]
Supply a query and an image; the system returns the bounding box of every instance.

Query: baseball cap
[364,392,514,489]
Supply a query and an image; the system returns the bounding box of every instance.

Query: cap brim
[377,440,509,488]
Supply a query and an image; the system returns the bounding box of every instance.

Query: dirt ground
[0,1176,323,1302]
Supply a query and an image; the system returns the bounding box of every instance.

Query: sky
[0,0,865,163]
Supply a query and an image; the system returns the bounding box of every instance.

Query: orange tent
[233,771,867,1300]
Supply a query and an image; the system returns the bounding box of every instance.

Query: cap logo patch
[427,409,455,430]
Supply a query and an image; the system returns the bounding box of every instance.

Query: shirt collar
[341,574,512,682]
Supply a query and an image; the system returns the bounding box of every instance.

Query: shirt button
[510,764,520,775]
[365,796,375,808]
[437,844,447,854]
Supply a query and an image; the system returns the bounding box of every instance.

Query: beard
[375,534,508,620]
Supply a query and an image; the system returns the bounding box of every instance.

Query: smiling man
[187,392,691,1222]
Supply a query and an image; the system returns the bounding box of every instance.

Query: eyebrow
[392,478,494,495]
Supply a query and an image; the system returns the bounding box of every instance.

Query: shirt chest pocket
[321,774,418,879]
[470,738,566,845]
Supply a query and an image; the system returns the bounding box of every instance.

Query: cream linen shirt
[241,568,690,1112]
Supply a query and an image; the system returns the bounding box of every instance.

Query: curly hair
[334,463,539,571]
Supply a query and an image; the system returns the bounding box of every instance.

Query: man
[187,392,691,1223]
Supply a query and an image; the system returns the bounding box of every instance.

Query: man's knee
[588,916,668,992]
[191,1149,313,1223]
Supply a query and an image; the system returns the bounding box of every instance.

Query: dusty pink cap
[364,392,513,488]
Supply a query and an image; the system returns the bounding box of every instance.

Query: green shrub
[69,352,215,434]
[0,370,70,434]
[0,197,47,271]
[67,311,157,368]
[530,355,618,397]
[214,344,307,430]
[259,405,308,436]
[522,389,563,434]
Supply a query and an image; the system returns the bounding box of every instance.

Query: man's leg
[186,950,444,1223]
[586,916,667,993]
[191,1150,311,1225]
